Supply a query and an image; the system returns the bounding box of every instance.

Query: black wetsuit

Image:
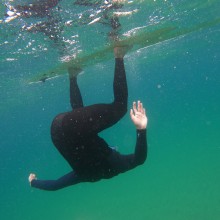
[14,0,61,17]
[31,58,147,191]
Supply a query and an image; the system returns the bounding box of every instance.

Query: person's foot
[68,66,82,79]
[114,45,131,58]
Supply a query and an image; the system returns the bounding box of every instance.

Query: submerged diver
[4,0,67,55]
[28,47,148,191]
[74,0,124,29]
[5,0,125,19]
[4,0,126,55]
[5,0,61,18]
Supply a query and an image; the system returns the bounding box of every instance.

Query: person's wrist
[29,178,36,187]
[115,56,124,59]
[136,124,146,130]
[137,127,146,130]
[137,128,146,133]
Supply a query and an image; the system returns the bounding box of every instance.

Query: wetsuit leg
[113,58,128,108]
[69,77,83,109]
[62,58,128,137]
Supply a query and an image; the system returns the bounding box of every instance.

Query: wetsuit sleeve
[108,129,147,174]
[30,171,81,191]
[133,129,147,165]
[121,129,147,169]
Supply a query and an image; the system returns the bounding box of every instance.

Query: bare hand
[130,101,148,130]
[28,173,37,185]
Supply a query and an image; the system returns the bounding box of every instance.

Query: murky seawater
[0,1,220,219]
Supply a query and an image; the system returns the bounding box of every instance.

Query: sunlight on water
[0,0,219,63]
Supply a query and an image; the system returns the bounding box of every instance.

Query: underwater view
[0,0,220,219]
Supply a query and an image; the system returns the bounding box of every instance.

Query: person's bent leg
[62,48,128,136]
[113,57,128,114]
[68,67,83,109]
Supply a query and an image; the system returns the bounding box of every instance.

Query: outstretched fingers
[132,101,138,114]
[130,100,147,130]
[130,108,135,120]
[131,101,146,115]
[134,100,145,114]
[137,100,142,112]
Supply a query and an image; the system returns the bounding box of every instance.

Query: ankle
[114,46,130,58]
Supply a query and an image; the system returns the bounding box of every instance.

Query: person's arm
[130,100,148,165]
[28,171,81,191]
[132,128,147,165]
[108,101,147,173]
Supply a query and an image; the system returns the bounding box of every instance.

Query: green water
[0,0,220,219]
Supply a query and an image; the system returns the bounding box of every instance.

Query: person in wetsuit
[10,0,61,18]
[28,47,148,191]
